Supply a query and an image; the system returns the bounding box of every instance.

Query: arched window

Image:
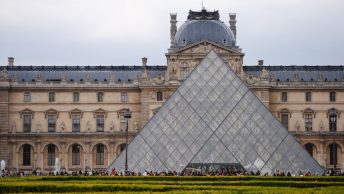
[23,144,31,166]
[97,92,104,102]
[180,63,188,80]
[157,91,163,101]
[73,92,79,102]
[121,92,128,103]
[329,143,338,165]
[304,143,314,157]
[48,92,55,102]
[47,144,56,166]
[96,144,105,165]
[72,144,80,165]
[24,92,31,103]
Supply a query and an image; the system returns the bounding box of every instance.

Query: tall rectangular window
[49,92,55,102]
[96,115,104,132]
[329,115,337,132]
[48,115,56,132]
[305,92,312,102]
[281,114,289,130]
[180,63,188,80]
[305,114,313,131]
[24,92,31,103]
[72,115,80,132]
[97,92,103,102]
[120,115,127,131]
[330,92,336,102]
[73,92,79,102]
[157,91,163,101]
[23,115,31,132]
[281,92,288,102]
[121,92,128,103]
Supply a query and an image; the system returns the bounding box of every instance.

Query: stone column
[318,140,325,167]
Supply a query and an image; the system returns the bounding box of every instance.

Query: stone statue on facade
[86,121,91,133]
[0,68,8,81]
[11,122,16,134]
[36,121,41,133]
[134,122,139,131]
[319,120,324,131]
[295,121,300,131]
[260,68,269,80]
[110,121,114,132]
[60,121,65,132]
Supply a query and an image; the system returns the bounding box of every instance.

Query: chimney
[8,57,14,66]
[258,60,264,66]
[229,13,237,38]
[142,57,147,67]
[170,13,177,47]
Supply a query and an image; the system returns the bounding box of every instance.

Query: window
[48,115,56,132]
[48,92,55,102]
[97,92,104,102]
[305,143,314,157]
[329,143,338,165]
[120,115,127,131]
[73,92,79,102]
[305,92,312,102]
[24,92,31,103]
[72,144,80,165]
[330,92,336,102]
[23,115,31,132]
[121,92,128,103]
[281,114,289,130]
[96,115,105,132]
[96,144,105,165]
[281,92,288,102]
[72,115,80,132]
[47,144,56,166]
[329,114,337,132]
[305,114,313,131]
[180,63,188,80]
[23,144,31,166]
[157,91,163,101]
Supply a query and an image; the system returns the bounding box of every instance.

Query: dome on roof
[175,19,236,48]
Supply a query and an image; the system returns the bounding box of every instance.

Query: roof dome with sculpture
[175,9,236,48]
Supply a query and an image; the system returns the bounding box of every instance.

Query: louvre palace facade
[0,9,343,174]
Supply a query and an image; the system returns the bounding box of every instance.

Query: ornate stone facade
[0,9,343,174]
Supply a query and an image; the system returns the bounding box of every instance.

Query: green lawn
[1,176,344,193]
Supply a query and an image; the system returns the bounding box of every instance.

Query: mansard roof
[2,65,344,83]
[244,65,344,82]
[4,65,166,82]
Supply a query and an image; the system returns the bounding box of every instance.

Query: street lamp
[124,109,132,176]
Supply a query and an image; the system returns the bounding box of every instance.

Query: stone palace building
[0,9,343,174]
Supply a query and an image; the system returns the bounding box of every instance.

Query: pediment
[69,108,84,118]
[44,108,59,118]
[93,108,108,118]
[20,108,34,118]
[174,40,242,55]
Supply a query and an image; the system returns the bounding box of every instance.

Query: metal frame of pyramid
[108,50,324,175]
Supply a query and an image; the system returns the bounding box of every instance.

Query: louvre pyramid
[108,50,324,175]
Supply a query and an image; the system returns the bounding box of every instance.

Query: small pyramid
[108,50,324,175]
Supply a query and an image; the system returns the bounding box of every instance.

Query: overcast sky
[0,0,343,66]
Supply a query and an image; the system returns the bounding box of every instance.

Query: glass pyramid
[108,50,324,175]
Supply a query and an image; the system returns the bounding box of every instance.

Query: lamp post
[124,109,132,176]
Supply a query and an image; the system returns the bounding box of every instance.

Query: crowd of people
[1,168,344,177]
